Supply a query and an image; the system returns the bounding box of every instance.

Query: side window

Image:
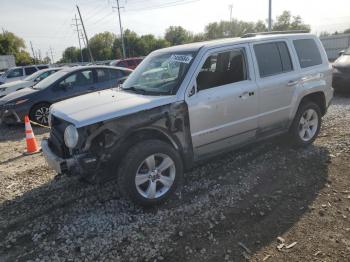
[96,69,111,82]
[59,70,93,88]
[293,39,323,68]
[37,65,48,70]
[35,71,50,82]
[7,68,23,78]
[25,67,37,76]
[196,49,247,91]
[254,41,293,77]
[110,69,123,79]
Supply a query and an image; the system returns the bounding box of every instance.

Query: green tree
[272,11,310,31]
[204,19,265,39]
[0,31,33,65]
[344,28,350,34]
[88,31,116,61]
[60,46,80,63]
[165,26,193,45]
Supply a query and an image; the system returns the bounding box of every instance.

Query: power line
[124,0,201,12]
[72,14,84,62]
[76,5,94,62]
[268,0,272,31]
[112,0,126,58]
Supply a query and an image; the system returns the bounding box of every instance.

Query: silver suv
[42,33,333,206]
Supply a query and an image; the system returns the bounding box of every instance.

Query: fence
[320,34,350,61]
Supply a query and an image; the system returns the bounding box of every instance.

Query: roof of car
[60,65,132,73]
[156,33,315,53]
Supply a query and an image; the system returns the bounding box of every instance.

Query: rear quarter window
[293,39,323,68]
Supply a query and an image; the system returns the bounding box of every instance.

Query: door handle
[239,91,255,98]
[287,80,299,86]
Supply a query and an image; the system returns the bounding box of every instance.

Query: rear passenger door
[251,40,301,133]
[95,68,113,90]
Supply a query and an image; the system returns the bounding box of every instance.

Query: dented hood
[51,88,177,128]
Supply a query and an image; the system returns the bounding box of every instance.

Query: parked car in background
[110,57,143,69]
[333,47,350,92]
[0,68,62,98]
[0,64,49,85]
[0,66,132,125]
[42,32,333,206]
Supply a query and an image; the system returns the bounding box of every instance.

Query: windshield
[33,70,68,90]
[122,51,196,95]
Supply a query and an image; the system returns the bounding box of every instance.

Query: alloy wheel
[135,153,176,199]
[298,108,319,142]
[34,106,49,125]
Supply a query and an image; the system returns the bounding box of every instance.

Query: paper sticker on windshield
[169,54,193,64]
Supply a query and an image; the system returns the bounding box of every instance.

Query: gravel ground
[0,95,349,262]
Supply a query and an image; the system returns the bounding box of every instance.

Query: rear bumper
[42,138,98,176]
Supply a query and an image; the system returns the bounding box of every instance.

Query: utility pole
[113,0,126,59]
[76,5,94,62]
[228,4,233,22]
[72,14,84,62]
[30,41,37,63]
[38,49,42,61]
[268,0,272,31]
[49,46,54,64]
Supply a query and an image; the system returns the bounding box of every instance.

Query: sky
[1,0,350,62]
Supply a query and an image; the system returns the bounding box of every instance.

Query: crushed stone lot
[0,95,349,262]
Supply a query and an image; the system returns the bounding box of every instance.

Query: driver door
[53,69,95,101]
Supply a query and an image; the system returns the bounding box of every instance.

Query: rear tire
[29,103,51,126]
[117,139,183,206]
[289,101,322,147]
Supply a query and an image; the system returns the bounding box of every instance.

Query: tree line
[61,10,312,63]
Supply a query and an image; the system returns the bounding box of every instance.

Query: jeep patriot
[42,33,333,206]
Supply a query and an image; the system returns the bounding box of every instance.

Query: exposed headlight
[64,125,79,149]
[15,99,28,105]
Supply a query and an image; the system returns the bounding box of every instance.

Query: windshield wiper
[123,86,146,94]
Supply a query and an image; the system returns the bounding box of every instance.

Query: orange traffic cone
[24,115,40,154]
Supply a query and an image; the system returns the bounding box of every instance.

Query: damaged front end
[42,101,193,179]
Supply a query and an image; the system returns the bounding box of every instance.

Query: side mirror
[188,83,197,97]
[338,50,345,57]
[118,76,128,84]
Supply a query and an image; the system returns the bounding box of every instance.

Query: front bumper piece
[42,138,98,175]
[0,103,21,124]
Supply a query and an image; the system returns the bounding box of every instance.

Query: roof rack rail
[241,30,310,38]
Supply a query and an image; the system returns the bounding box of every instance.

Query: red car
[110,57,143,70]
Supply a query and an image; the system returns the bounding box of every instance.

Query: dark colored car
[0,66,132,125]
[333,47,350,92]
[110,57,143,70]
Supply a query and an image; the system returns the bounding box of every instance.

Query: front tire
[289,101,322,147]
[117,139,183,206]
[29,103,50,126]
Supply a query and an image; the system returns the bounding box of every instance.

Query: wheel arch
[107,126,185,170]
[298,92,327,116]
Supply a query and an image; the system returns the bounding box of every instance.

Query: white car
[0,65,49,85]
[0,68,61,98]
